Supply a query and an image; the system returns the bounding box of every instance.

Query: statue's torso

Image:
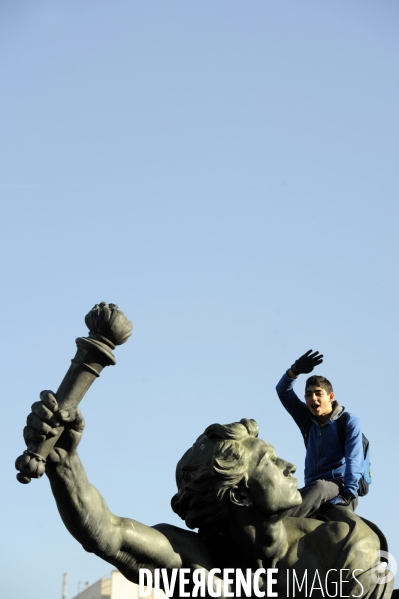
[158,509,392,598]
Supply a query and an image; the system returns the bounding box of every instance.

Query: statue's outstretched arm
[23,391,187,581]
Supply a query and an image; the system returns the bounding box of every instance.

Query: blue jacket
[276,372,364,498]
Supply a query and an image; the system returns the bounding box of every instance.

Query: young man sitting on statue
[276,350,364,518]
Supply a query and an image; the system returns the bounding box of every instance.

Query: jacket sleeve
[275,372,310,432]
[343,414,364,497]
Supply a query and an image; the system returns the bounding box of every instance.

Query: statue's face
[243,437,302,515]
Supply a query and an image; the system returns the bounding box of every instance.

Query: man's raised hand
[22,391,85,466]
[291,350,323,376]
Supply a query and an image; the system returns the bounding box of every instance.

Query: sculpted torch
[15,302,132,484]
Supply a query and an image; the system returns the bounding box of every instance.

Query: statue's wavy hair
[171,418,259,536]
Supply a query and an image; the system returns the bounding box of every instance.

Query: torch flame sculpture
[15,302,132,484]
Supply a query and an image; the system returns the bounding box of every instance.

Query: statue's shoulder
[284,510,392,597]
[152,523,215,568]
[285,508,382,570]
[151,525,238,571]
[313,507,382,545]
[308,508,383,571]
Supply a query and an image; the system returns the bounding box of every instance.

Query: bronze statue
[17,304,394,598]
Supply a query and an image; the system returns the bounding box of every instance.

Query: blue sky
[1,2,398,598]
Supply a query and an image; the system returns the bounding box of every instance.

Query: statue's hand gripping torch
[15,302,132,484]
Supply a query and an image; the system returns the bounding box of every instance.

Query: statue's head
[171,418,301,536]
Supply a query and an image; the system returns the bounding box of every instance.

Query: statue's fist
[22,390,85,465]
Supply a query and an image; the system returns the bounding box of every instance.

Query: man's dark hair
[171,418,259,536]
[305,375,333,394]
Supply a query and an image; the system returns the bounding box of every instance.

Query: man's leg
[348,496,358,512]
[285,479,341,518]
